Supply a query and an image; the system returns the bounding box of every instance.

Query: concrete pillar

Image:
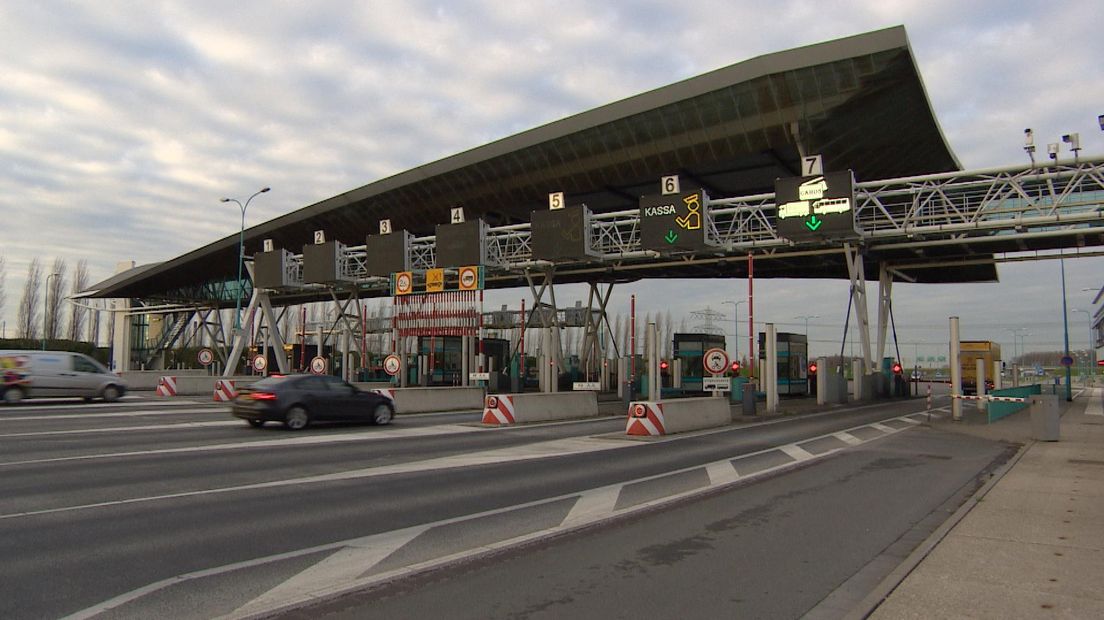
[852,359,863,401]
[816,356,828,405]
[462,336,470,387]
[977,358,987,412]
[993,359,1003,391]
[399,336,408,388]
[766,323,778,413]
[673,359,683,389]
[950,316,962,421]
[647,322,659,402]
[617,357,625,399]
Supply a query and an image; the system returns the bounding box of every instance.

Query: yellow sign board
[425,268,445,293]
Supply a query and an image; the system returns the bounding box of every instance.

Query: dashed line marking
[870,422,895,433]
[780,444,816,461]
[705,460,741,486]
[833,431,864,446]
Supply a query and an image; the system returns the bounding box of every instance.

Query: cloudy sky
[1,1,1102,363]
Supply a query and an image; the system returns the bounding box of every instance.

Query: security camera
[1062,132,1081,151]
[1099,114,1104,131]
[1047,142,1059,160]
[1023,128,1035,152]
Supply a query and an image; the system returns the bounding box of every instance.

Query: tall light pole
[221,187,270,331]
[722,300,745,360]
[42,272,60,350]
[1073,309,1090,382]
[1060,256,1072,401]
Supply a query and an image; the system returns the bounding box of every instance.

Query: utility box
[1029,394,1060,441]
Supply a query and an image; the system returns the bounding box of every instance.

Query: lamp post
[42,272,60,350]
[1073,309,1090,383]
[221,187,271,331]
[722,300,745,361]
[1060,256,1072,401]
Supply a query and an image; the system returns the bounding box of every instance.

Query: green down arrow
[805,215,823,231]
[664,230,678,244]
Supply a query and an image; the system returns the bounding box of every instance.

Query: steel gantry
[202,158,1104,376]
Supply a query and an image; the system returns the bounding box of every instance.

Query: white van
[1,350,127,403]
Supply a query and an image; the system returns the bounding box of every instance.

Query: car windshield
[251,375,296,390]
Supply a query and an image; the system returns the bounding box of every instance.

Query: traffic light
[730,361,741,373]
[1098,359,1104,367]
[808,361,817,374]
[660,360,669,371]
[892,362,903,375]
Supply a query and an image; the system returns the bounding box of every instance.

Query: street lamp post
[722,300,745,361]
[221,187,271,331]
[1060,256,1072,401]
[1073,309,1091,383]
[42,272,60,350]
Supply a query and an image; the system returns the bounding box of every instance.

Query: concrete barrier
[121,369,212,390]
[627,397,731,436]
[363,386,484,413]
[482,392,599,425]
[155,375,261,396]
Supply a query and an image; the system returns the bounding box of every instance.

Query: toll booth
[674,333,727,393]
[758,332,809,396]
[413,336,509,386]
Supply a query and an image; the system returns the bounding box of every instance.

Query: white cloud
[0,0,1101,357]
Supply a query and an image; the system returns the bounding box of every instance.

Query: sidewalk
[866,387,1104,619]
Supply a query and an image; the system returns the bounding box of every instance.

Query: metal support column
[843,243,874,375]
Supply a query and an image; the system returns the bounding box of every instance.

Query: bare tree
[88,299,103,347]
[67,259,90,341]
[17,258,42,339]
[45,258,67,340]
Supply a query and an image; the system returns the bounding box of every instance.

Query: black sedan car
[231,374,395,430]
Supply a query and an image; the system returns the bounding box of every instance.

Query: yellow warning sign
[426,268,445,293]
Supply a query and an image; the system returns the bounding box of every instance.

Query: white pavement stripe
[231,526,429,618]
[0,398,198,412]
[0,407,225,422]
[705,460,741,486]
[0,424,481,469]
[561,487,622,529]
[1086,389,1103,416]
[833,432,864,446]
[0,420,241,438]
[898,417,922,425]
[780,444,815,461]
[870,422,896,433]
[0,435,638,521]
[68,409,929,620]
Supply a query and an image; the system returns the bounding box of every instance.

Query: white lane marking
[780,443,815,461]
[898,417,922,425]
[0,435,638,521]
[705,460,741,486]
[1084,388,1103,416]
[230,526,429,619]
[0,398,198,412]
[67,412,928,620]
[833,431,863,446]
[0,420,241,438]
[870,422,896,433]
[561,486,622,529]
[0,424,482,469]
[0,407,225,422]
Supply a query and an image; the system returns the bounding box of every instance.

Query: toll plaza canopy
[91,25,970,305]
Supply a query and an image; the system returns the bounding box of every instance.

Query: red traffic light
[660,360,669,371]
[1098,359,1104,367]
[808,362,817,374]
[892,362,903,374]
[730,361,741,372]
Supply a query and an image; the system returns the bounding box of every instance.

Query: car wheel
[372,402,394,425]
[101,385,121,402]
[3,387,24,404]
[284,406,310,430]
[247,419,265,428]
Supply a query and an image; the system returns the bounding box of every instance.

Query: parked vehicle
[231,374,395,430]
[959,340,1001,395]
[1,350,127,403]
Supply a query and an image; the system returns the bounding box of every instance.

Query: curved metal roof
[93,25,963,302]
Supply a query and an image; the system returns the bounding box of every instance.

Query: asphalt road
[0,389,1011,619]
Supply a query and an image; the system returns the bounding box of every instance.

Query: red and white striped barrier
[155,376,177,397]
[951,394,1026,403]
[626,401,666,436]
[371,388,396,402]
[213,379,237,402]
[482,395,516,425]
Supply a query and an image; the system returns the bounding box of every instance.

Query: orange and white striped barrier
[482,395,516,425]
[214,379,237,402]
[626,401,666,436]
[951,394,1026,403]
[155,376,177,397]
